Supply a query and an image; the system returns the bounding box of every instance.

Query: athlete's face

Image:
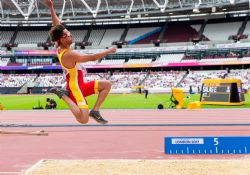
[60,29,72,45]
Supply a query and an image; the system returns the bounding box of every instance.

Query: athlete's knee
[105,81,112,90]
[98,80,111,91]
[76,116,89,124]
[76,110,89,124]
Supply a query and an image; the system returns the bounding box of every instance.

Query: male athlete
[45,0,116,124]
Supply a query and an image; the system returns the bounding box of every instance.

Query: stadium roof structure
[1,0,250,25]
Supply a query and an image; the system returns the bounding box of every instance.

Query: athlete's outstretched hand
[108,47,117,54]
[45,0,53,8]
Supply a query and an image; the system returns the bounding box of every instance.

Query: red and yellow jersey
[57,49,98,109]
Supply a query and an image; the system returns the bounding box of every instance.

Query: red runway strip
[0,109,250,174]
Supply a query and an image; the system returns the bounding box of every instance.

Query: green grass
[1,93,250,110]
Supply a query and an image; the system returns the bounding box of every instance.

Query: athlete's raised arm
[45,0,61,26]
[63,47,117,64]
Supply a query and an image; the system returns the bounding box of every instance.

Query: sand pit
[24,159,250,175]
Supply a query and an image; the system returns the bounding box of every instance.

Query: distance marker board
[165,136,250,154]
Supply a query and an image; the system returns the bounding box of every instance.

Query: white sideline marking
[23,159,44,175]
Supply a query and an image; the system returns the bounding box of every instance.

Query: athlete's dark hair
[49,24,66,42]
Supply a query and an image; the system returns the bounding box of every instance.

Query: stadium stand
[15,30,48,44]
[88,29,106,46]
[1,31,14,44]
[178,70,228,92]
[35,74,64,87]
[99,29,124,46]
[84,73,110,82]
[71,30,88,42]
[0,74,37,87]
[109,72,148,89]
[134,31,160,44]
[203,22,242,41]
[125,27,159,43]
[161,23,199,43]
[144,71,186,90]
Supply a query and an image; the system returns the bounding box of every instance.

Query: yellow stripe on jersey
[57,49,67,69]
[68,69,88,109]
[94,80,99,94]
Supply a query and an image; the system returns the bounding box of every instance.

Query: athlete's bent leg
[61,95,89,124]
[92,80,111,111]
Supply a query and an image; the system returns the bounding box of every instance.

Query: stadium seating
[99,29,124,46]
[71,30,88,42]
[110,72,148,89]
[143,71,186,89]
[178,70,228,92]
[15,30,48,44]
[203,22,241,41]
[134,32,160,44]
[161,24,199,43]
[0,74,37,87]
[125,27,159,43]
[1,20,246,47]
[84,73,109,82]
[1,31,14,44]
[88,29,106,46]
[35,74,64,87]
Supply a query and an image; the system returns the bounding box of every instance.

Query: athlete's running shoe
[89,110,108,124]
[49,87,69,99]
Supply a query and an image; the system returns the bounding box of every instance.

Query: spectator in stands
[45,0,116,125]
